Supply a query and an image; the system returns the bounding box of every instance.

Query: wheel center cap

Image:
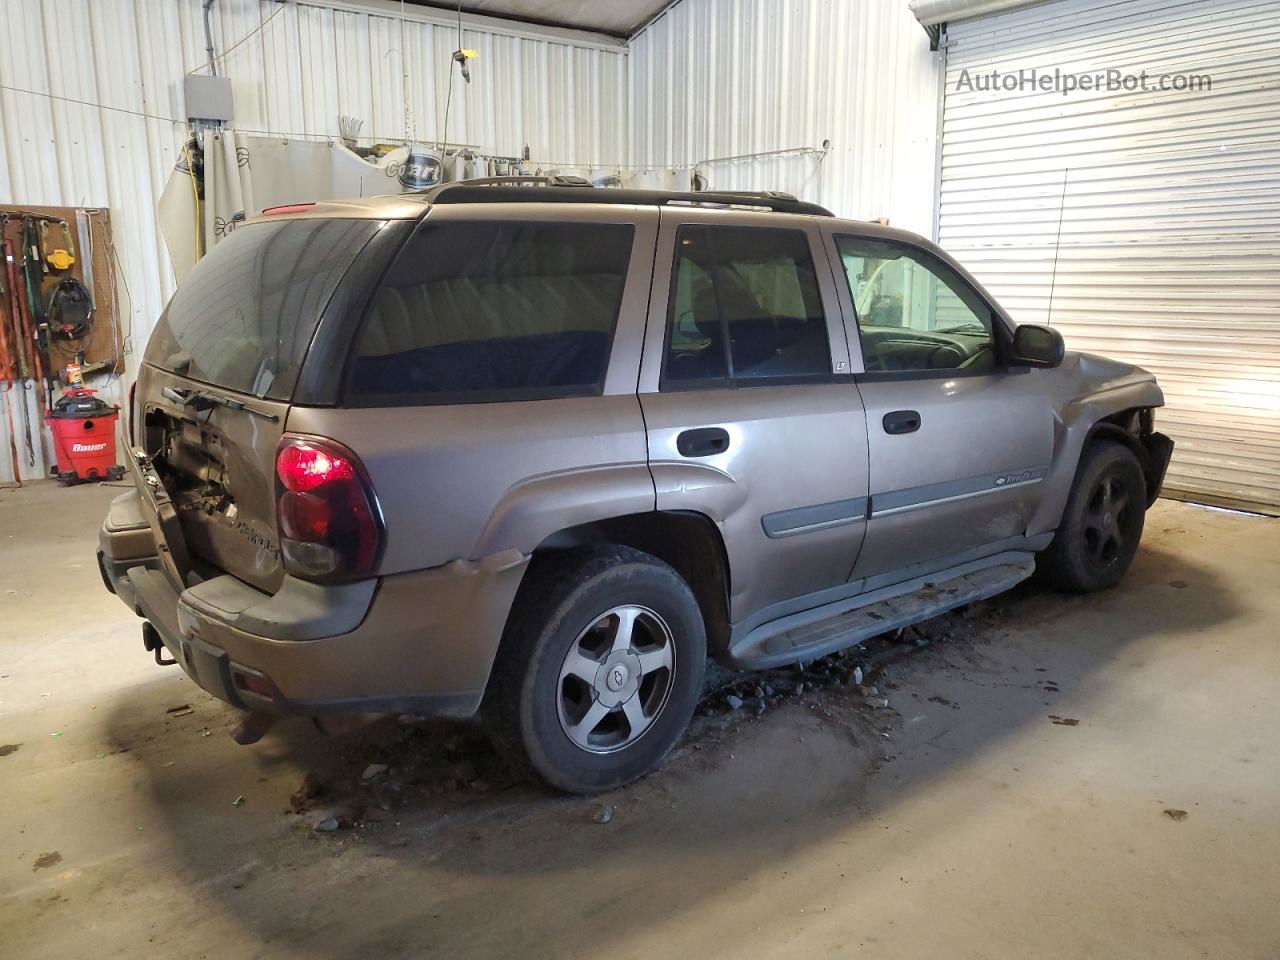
[594,651,643,707]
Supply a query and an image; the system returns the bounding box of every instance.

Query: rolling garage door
[937,0,1280,513]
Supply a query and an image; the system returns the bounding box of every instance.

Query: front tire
[483,545,707,794]
[1038,440,1147,593]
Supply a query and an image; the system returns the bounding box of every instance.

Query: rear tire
[1038,440,1147,593]
[483,545,706,794]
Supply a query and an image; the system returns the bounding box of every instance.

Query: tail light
[275,436,383,582]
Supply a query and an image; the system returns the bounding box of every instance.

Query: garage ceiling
[409,0,669,36]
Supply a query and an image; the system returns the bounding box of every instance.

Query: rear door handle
[677,427,731,457]
[882,410,921,435]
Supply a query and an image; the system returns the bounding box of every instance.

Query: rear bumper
[99,490,528,718]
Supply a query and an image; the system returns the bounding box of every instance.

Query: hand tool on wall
[46,276,94,341]
[19,217,54,415]
[0,240,22,484]
[3,235,36,467]
[45,217,76,272]
[10,227,52,466]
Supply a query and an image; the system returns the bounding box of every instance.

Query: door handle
[882,410,921,435]
[677,427,731,457]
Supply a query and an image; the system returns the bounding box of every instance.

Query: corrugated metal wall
[940,0,1280,512]
[0,0,627,484]
[628,0,942,235]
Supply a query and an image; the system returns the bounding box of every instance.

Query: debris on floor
[32,852,62,871]
[289,773,326,814]
[1049,715,1080,726]
[593,803,616,825]
[1163,808,1189,822]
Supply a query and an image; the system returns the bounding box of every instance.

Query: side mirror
[1011,323,1064,368]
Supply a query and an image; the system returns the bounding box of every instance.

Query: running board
[724,554,1036,670]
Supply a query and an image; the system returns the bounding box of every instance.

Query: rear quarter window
[347,221,634,404]
[146,218,382,400]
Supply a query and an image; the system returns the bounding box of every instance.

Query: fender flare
[1028,379,1165,537]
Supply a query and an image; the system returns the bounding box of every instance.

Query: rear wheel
[1038,440,1147,593]
[483,545,706,794]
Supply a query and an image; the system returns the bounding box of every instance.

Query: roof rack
[422,177,833,217]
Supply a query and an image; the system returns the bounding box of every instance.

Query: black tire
[1037,440,1147,593]
[482,545,707,794]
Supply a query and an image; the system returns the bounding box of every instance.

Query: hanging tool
[3,235,37,467]
[0,222,15,382]
[0,230,21,485]
[47,247,75,272]
[452,47,477,84]
[46,277,94,341]
[19,217,54,414]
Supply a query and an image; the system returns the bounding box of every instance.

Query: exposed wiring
[0,83,180,124]
[399,0,413,143]
[109,234,134,359]
[2,83,821,175]
[182,140,202,260]
[441,64,455,156]
[202,0,219,76]
[187,1,288,76]
[441,0,464,159]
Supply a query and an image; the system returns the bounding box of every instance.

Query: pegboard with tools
[0,204,124,393]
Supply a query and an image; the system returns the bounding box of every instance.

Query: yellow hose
[183,139,202,261]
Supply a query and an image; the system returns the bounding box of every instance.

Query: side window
[349,221,634,402]
[835,236,997,374]
[663,225,832,386]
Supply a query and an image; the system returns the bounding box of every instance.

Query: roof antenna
[1046,166,1069,326]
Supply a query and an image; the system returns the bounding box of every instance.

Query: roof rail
[422,178,833,217]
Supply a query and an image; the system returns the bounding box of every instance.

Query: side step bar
[724,554,1036,670]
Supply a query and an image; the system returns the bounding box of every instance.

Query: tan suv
[99,179,1172,793]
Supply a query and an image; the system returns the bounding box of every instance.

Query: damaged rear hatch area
[133,215,387,593]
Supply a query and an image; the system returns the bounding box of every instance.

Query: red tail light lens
[275,436,382,581]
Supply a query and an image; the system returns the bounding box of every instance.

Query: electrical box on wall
[184,75,234,124]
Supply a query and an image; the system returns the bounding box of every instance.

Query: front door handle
[883,410,921,435]
[677,427,731,457]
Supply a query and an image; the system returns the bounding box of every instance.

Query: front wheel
[1037,440,1147,593]
[483,545,707,794]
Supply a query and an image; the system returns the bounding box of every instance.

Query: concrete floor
[1,481,1278,959]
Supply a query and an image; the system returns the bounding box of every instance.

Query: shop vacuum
[49,386,124,483]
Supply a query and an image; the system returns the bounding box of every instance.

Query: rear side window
[146,218,382,400]
[663,225,831,386]
[349,221,634,403]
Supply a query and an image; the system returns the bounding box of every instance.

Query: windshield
[146,218,382,400]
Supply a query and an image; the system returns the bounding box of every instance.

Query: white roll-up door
[938,0,1280,513]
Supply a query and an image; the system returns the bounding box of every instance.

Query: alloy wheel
[556,605,677,755]
[1083,472,1133,568]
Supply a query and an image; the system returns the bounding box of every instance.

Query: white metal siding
[940,0,1280,512]
[0,0,626,484]
[629,0,942,235]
